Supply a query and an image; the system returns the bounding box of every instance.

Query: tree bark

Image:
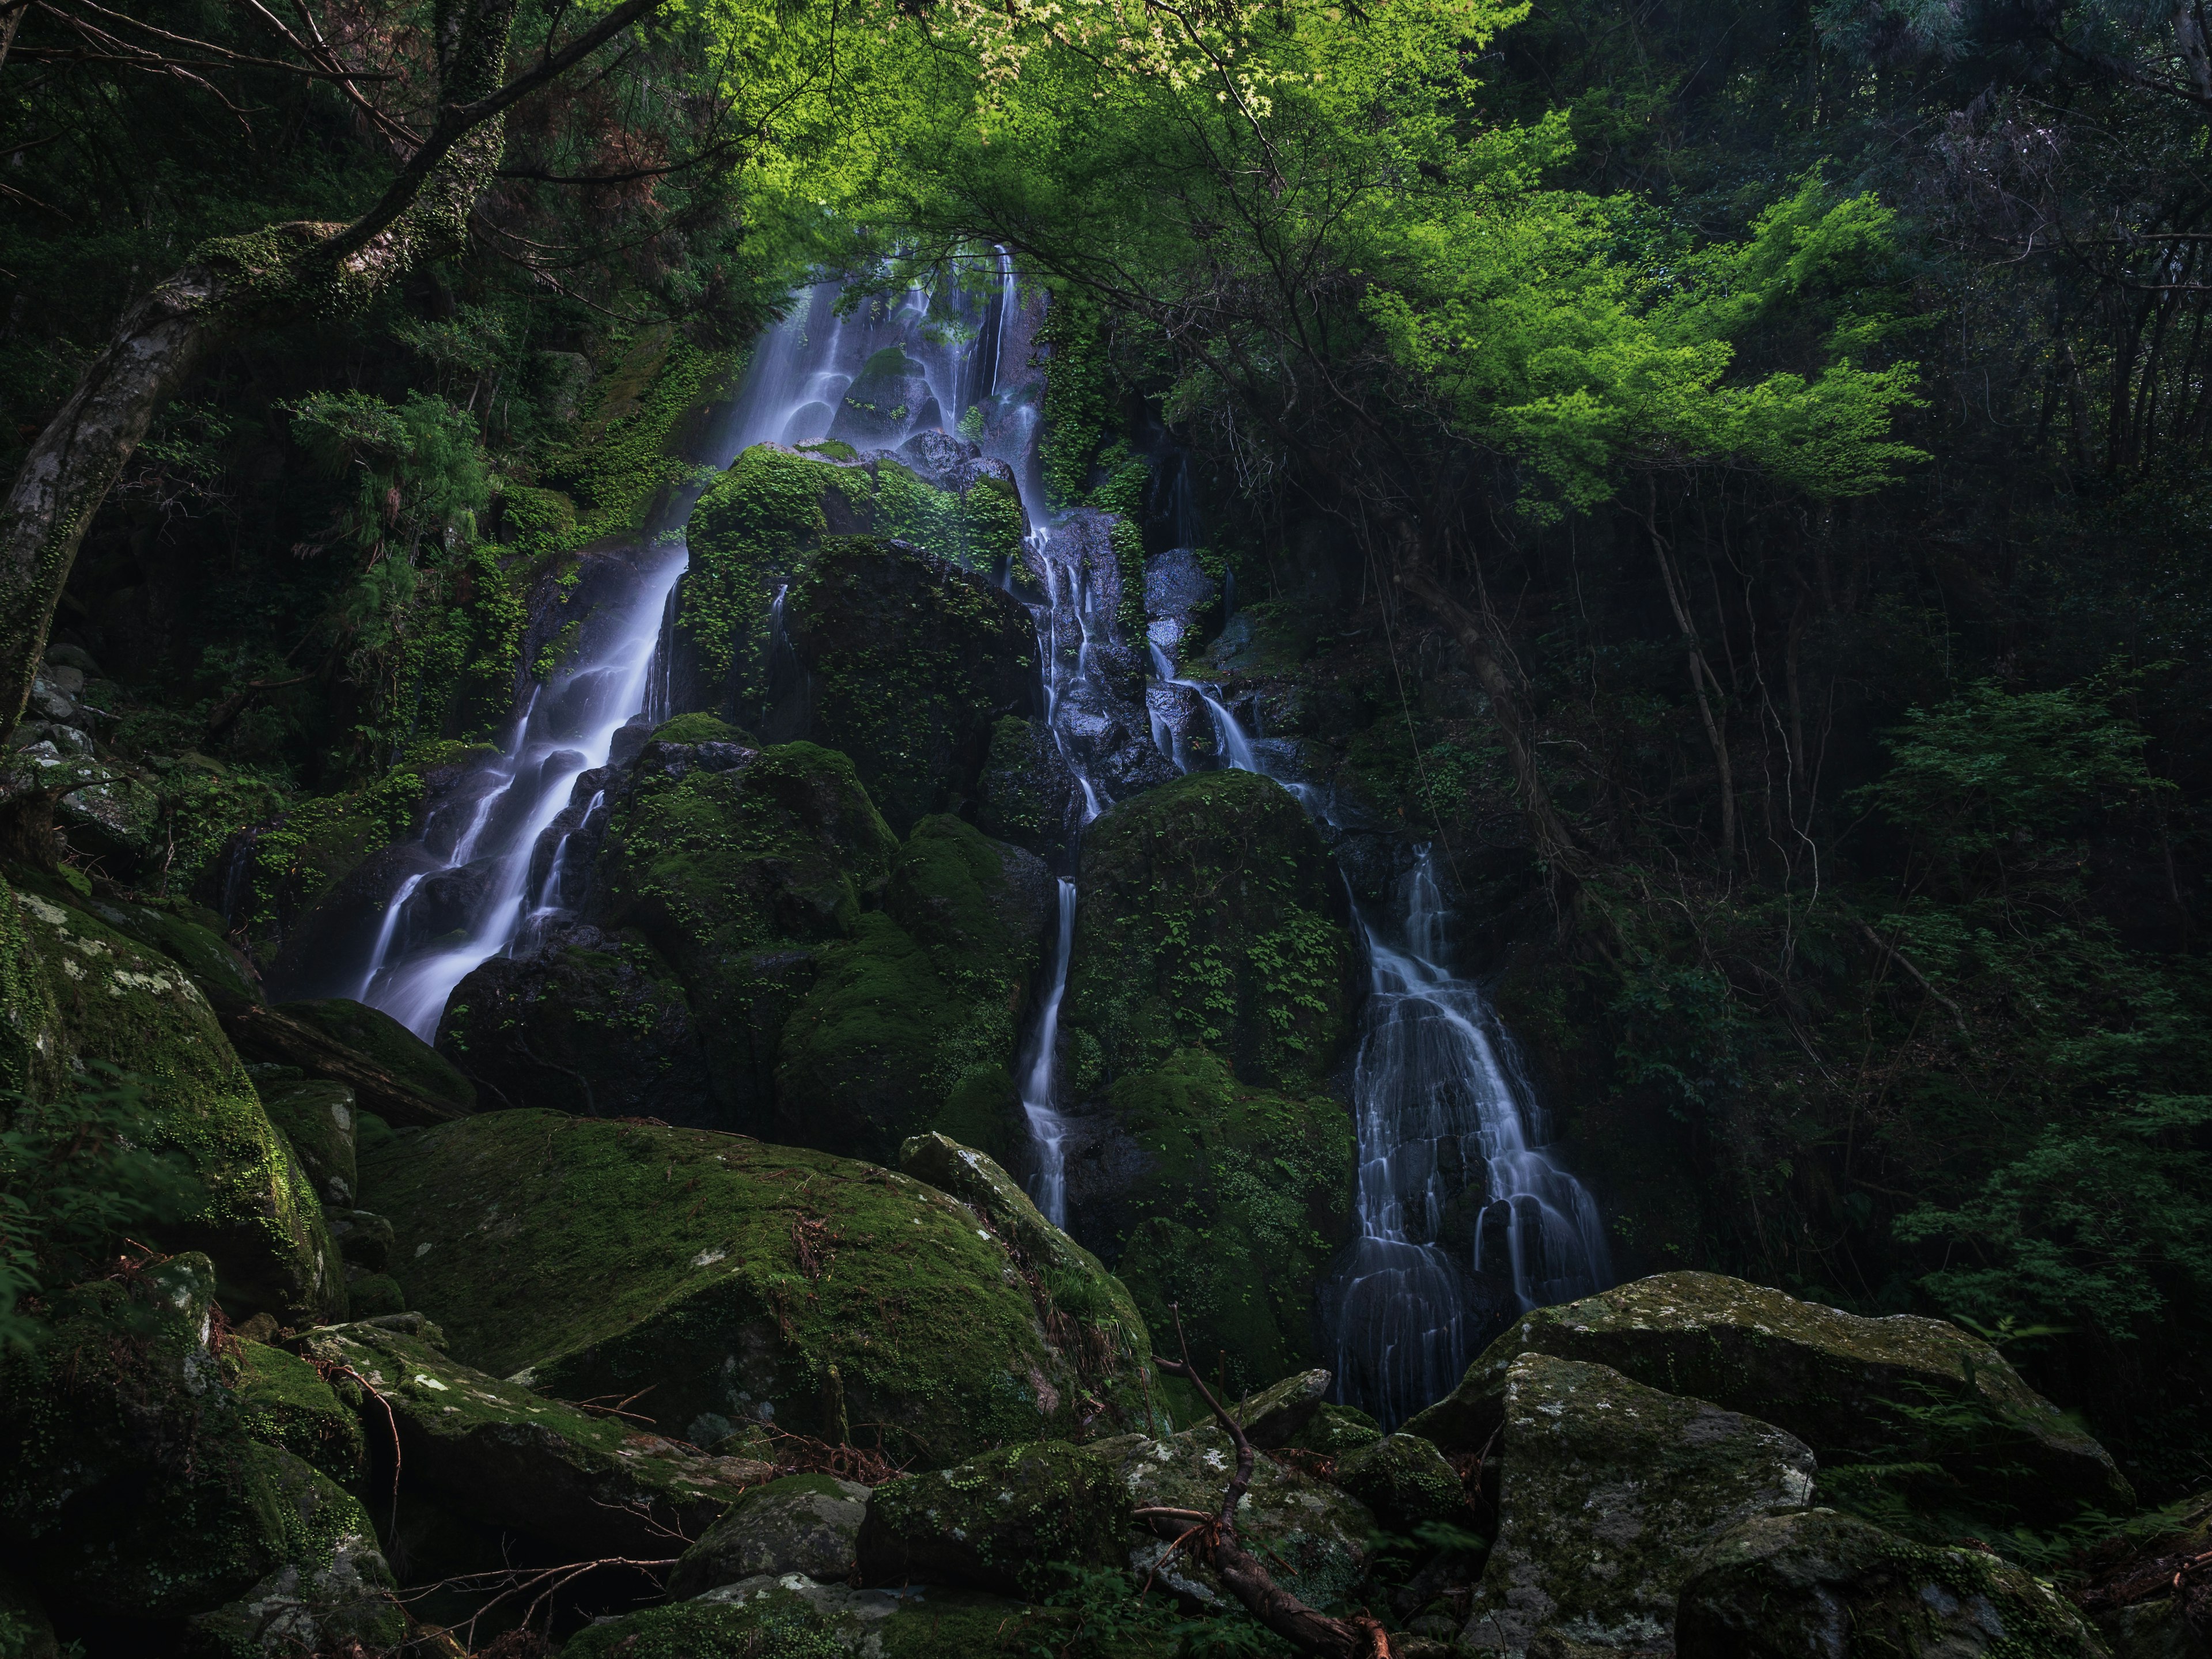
[0,0,661,747]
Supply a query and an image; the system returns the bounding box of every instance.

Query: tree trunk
[0,0,528,746]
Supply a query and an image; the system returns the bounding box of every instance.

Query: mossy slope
[355,1110,1154,1467]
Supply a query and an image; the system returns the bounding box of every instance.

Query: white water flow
[1142,550,1608,1421]
[1017,878,1080,1222]
[352,278,978,1039]
[1332,847,1610,1426]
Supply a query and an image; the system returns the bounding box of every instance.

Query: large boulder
[1334,1433,1465,1536]
[255,1079,357,1206]
[830,347,934,447]
[1097,1426,1378,1613]
[782,537,1037,835]
[774,817,1050,1161]
[355,1110,1157,1467]
[671,442,1029,733]
[1063,768,1355,1091]
[7,885,342,1323]
[1458,1353,1817,1656]
[230,1338,367,1485]
[667,1474,872,1597]
[0,1257,392,1631]
[293,1318,770,1558]
[1675,1508,2108,1658]
[975,713,1077,864]
[1073,1047,1355,1408]
[857,1440,1129,1594]
[1404,1271,2133,1525]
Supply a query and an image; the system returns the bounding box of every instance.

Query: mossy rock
[857,1440,1128,1594]
[179,1471,402,1658]
[559,1578,1096,1659]
[782,538,1037,835]
[1096,1426,1377,1612]
[594,738,897,1122]
[269,997,476,1114]
[329,1207,393,1271]
[65,884,263,1013]
[975,714,1075,863]
[257,1080,357,1206]
[7,888,342,1323]
[774,817,1050,1161]
[293,1319,771,1558]
[1090,1048,1354,1407]
[668,1474,871,1597]
[1404,1270,2134,1526]
[1675,1507,2108,1657]
[1065,768,1354,1090]
[1333,1433,1464,1536]
[436,933,716,1125]
[232,1339,366,1484]
[675,443,1029,733]
[357,1111,1155,1468]
[831,347,933,447]
[1459,1353,1817,1656]
[1286,1402,1384,1457]
[5,1265,385,1626]
[650,711,757,746]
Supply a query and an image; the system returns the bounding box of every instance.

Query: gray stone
[1460,1353,1817,1657]
[1225,1368,1332,1449]
[857,1440,1127,1594]
[1335,1433,1464,1535]
[1675,1508,2109,1658]
[668,1474,870,1596]
[1093,1426,1376,1612]
[1407,1271,2131,1525]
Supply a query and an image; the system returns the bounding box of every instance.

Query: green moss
[256,1080,356,1205]
[356,1110,1150,1467]
[237,768,427,964]
[230,1339,366,1484]
[1100,1050,1354,1404]
[650,711,757,745]
[272,999,476,1113]
[774,817,1043,1162]
[10,890,342,1323]
[864,1440,1127,1593]
[544,332,745,547]
[559,1582,1082,1659]
[600,740,897,979]
[1066,768,1354,1090]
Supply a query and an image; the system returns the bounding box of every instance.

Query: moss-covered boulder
[1065,769,1354,1090]
[293,1319,770,1558]
[832,347,934,446]
[1098,1426,1377,1612]
[1458,1353,1817,1657]
[68,885,262,1012]
[775,817,1050,1160]
[232,1339,366,1484]
[668,1474,871,1597]
[358,1111,1155,1467]
[1085,1048,1354,1408]
[8,887,342,1323]
[1334,1434,1464,1536]
[1404,1271,2132,1526]
[782,538,1036,835]
[222,996,476,1127]
[1675,1508,2107,1658]
[179,1475,403,1659]
[1222,1368,1334,1449]
[857,1441,1128,1594]
[1286,1402,1384,1457]
[1,1257,385,1628]
[437,930,715,1122]
[561,1577,1095,1659]
[256,1080,357,1206]
[673,442,1029,732]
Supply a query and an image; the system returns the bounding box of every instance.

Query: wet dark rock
[1335,1433,1465,1535]
[976,714,1077,863]
[858,1441,1128,1594]
[1675,1508,2108,1658]
[224,997,476,1127]
[830,347,933,448]
[668,1474,872,1595]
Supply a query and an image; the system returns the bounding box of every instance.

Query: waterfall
[1017,878,1080,1223]
[344,267,1026,1040]
[1330,848,1611,1426]
[1138,516,1609,1423]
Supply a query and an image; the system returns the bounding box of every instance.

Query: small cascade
[1017,878,1080,1223]
[1330,849,1611,1426]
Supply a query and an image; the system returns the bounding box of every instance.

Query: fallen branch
[1152,1304,1394,1658]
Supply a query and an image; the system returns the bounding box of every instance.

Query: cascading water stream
[1141,533,1608,1423]
[346,273,1031,1039]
